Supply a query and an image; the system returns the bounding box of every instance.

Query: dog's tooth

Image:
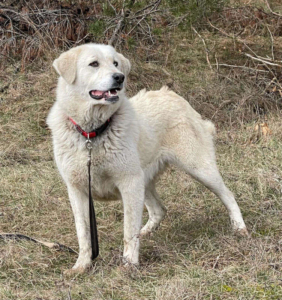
[108,90,111,96]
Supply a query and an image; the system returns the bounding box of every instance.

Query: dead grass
[1,114,282,299]
[1,1,282,299]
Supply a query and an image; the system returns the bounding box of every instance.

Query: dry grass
[1,1,282,299]
[1,108,282,299]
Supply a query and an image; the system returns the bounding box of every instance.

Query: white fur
[47,43,248,273]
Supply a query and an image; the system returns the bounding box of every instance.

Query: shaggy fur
[47,43,248,274]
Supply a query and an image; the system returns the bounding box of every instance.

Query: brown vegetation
[0,0,282,299]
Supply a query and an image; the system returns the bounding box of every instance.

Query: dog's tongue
[90,89,118,100]
[91,90,104,96]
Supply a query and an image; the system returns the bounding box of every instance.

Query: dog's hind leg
[188,165,248,235]
[140,181,167,236]
[173,152,248,236]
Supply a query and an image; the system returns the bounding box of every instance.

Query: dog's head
[53,44,131,105]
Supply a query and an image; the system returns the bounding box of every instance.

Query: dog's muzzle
[89,73,125,103]
[89,86,122,103]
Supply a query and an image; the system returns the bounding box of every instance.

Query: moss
[166,0,229,29]
[152,28,163,36]
[88,20,107,38]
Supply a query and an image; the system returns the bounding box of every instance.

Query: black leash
[70,117,113,260]
[86,138,99,259]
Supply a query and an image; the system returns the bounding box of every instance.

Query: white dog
[47,43,248,274]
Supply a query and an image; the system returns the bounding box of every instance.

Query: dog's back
[130,86,215,136]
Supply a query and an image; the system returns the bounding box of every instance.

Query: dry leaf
[254,122,272,136]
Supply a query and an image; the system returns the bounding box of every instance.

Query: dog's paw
[140,210,166,237]
[140,220,160,237]
[139,227,152,237]
[63,259,92,277]
[121,261,139,273]
[63,266,89,277]
[234,227,250,237]
[122,255,139,268]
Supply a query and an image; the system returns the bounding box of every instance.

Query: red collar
[69,117,112,139]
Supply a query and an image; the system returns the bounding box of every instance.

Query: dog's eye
[113,61,118,67]
[89,61,99,67]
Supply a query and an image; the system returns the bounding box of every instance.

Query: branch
[207,19,242,38]
[107,0,162,46]
[213,63,268,73]
[264,0,282,17]
[191,26,212,70]
[207,20,256,56]
[134,0,161,16]
[266,25,275,60]
[244,53,282,67]
[107,0,117,15]
[108,9,125,46]
[129,9,161,19]
[0,233,77,254]
[245,53,282,90]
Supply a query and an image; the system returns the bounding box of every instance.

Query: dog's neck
[65,100,120,131]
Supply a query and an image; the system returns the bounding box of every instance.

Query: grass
[1,117,282,299]
[1,0,282,299]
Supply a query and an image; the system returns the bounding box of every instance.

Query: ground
[0,0,282,299]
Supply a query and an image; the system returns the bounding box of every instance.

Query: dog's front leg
[117,171,145,265]
[65,184,92,274]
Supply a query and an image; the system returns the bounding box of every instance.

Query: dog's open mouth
[89,88,120,102]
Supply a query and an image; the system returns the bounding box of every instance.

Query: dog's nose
[112,73,125,84]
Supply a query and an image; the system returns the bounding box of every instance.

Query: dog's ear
[117,53,131,77]
[53,48,81,84]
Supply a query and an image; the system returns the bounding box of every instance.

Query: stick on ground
[0,233,77,254]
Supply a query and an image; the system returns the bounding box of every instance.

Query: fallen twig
[191,26,212,70]
[264,0,282,17]
[207,19,256,56]
[0,233,77,254]
[213,63,268,73]
[244,53,282,67]
[128,9,161,20]
[134,0,161,16]
[266,25,275,61]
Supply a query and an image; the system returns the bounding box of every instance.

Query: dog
[47,43,248,274]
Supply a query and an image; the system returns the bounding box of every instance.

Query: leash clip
[86,134,92,166]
